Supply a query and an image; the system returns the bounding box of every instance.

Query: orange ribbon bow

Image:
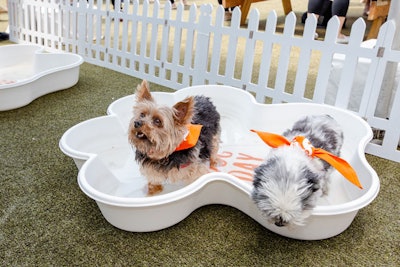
[251,129,363,189]
[175,124,203,151]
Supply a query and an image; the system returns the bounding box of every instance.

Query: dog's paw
[147,183,163,196]
[209,157,219,168]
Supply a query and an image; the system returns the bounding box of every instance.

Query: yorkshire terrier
[128,80,221,195]
[252,115,344,227]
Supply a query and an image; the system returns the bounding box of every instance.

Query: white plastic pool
[0,44,83,111]
[59,85,380,240]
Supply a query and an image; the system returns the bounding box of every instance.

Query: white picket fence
[6,0,400,162]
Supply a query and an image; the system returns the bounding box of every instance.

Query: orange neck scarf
[175,124,203,151]
[251,130,363,189]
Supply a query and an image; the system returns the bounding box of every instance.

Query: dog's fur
[252,115,344,227]
[128,80,221,195]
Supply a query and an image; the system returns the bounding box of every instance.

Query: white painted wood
[388,0,400,50]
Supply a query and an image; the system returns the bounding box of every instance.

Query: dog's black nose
[134,120,143,128]
[275,217,286,227]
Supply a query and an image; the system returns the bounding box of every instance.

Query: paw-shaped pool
[59,85,379,240]
[0,44,83,111]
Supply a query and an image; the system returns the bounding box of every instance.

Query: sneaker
[314,32,319,39]
[336,35,349,44]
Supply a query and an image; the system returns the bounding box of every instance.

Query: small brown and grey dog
[252,115,344,227]
[128,80,221,195]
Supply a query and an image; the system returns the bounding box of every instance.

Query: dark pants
[308,0,349,17]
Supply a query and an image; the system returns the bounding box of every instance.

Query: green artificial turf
[1,0,399,264]
[1,62,399,266]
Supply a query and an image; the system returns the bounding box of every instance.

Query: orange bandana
[251,130,363,189]
[175,124,203,151]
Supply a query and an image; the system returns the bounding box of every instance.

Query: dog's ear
[173,97,194,126]
[135,80,153,102]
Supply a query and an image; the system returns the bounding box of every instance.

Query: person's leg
[218,0,232,21]
[307,0,326,38]
[332,0,349,17]
[332,0,349,40]
[170,0,176,9]
[307,0,326,19]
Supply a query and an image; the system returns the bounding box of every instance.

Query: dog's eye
[140,112,146,118]
[153,117,162,127]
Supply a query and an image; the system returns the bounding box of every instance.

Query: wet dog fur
[128,80,221,195]
[252,115,344,227]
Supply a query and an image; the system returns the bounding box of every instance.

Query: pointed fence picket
[6,0,400,162]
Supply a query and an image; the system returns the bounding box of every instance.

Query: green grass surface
[1,63,399,266]
[1,1,398,265]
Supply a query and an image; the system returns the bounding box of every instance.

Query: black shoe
[0,32,9,41]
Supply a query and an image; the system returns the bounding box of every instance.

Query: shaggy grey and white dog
[252,115,344,227]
